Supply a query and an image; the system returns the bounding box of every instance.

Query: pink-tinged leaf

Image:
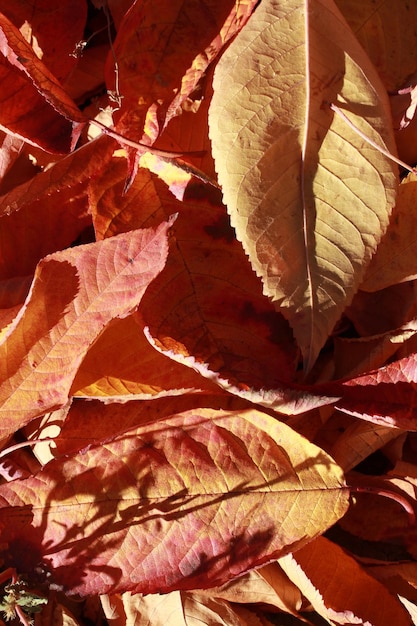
[340,465,417,554]
[0,218,174,438]
[88,158,314,402]
[279,536,412,626]
[52,395,251,458]
[0,11,85,153]
[0,131,24,182]
[145,328,340,415]
[0,409,348,596]
[320,353,417,429]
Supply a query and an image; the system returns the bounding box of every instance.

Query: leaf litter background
[0,0,417,624]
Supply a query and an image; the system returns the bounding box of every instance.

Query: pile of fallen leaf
[0,0,417,624]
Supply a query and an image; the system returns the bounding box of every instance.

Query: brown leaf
[115,590,262,626]
[361,174,417,292]
[88,155,299,393]
[209,0,398,370]
[0,409,348,596]
[52,395,250,458]
[0,218,174,437]
[197,562,303,616]
[107,0,258,183]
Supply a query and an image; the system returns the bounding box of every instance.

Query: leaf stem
[89,119,220,187]
[348,484,416,526]
[0,438,56,461]
[90,118,189,158]
[329,102,416,174]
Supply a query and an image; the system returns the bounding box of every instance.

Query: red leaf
[0,11,85,153]
[1,0,87,82]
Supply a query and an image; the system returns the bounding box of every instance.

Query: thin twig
[329,102,416,174]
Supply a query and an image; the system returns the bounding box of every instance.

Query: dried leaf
[0,218,174,437]
[0,11,85,152]
[280,536,412,626]
[209,0,398,370]
[117,590,258,626]
[2,0,87,82]
[335,0,417,91]
[0,137,116,282]
[0,410,348,596]
[71,314,220,397]
[361,173,417,291]
[197,562,303,615]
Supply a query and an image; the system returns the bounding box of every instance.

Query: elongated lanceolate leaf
[0,409,348,596]
[209,0,398,370]
[0,218,174,437]
[280,537,412,625]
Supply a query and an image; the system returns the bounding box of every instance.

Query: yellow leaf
[209,0,398,371]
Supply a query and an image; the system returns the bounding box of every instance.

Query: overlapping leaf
[280,536,412,625]
[88,155,299,393]
[361,173,417,291]
[71,314,221,397]
[0,218,173,437]
[107,0,258,183]
[209,0,398,370]
[0,11,85,152]
[0,409,348,596]
[335,0,417,91]
[2,0,87,82]
[0,136,116,284]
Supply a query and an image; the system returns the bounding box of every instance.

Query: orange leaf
[0,409,348,596]
[0,217,174,437]
[71,314,221,397]
[280,536,412,626]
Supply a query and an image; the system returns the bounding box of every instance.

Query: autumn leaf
[361,173,417,292]
[107,0,258,184]
[0,136,116,285]
[209,0,398,370]
[0,409,348,596]
[335,0,417,92]
[2,0,87,82]
[70,314,222,398]
[112,590,267,626]
[0,11,85,152]
[0,217,174,437]
[88,154,301,395]
[279,536,412,626]
[197,562,303,616]
[319,352,417,430]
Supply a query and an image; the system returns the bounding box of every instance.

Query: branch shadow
[0,415,341,596]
